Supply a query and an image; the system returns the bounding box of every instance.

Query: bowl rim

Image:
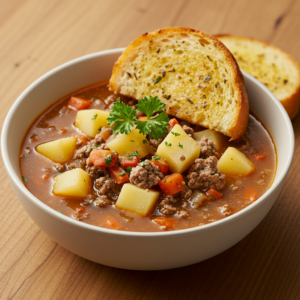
[1,48,295,237]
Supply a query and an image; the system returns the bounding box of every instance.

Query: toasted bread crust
[215,34,300,119]
[110,28,249,140]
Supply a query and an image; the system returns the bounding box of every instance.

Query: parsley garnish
[171,132,180,137]
[125,167,132,172]
[58,171,62,174]
[104,154,114,166]
[126,151,140,159]
[207,146,212,150]
[98,126,103,131]
[23,154,27,157]
[182,181,186,185]
[209,195,215,200]
[152,156,161,160]
[119,172,126,176]
[107,98,137,135]
[58,209,62,213]
[138,161,148,166]
[165,141,172,147]
[92,114,98,120]
[107,178,113,180]
[108,96,169,140]
[143,139,148,144]
[163,180,167,183]
[153,76,162,85]
[178,143,183,149]
[22,176,27,182]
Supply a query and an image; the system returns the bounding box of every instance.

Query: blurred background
[1,0,300,299]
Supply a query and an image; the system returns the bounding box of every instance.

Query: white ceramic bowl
[1,49,294,270]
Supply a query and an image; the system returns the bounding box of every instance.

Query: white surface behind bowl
[1,49,294,270]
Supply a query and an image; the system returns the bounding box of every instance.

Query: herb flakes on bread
[109,27,249,140]
[215,35,300,119]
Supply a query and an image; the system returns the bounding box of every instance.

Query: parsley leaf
[98,126,103,131]
[119,172,125,176]
[58,209,62,213]
[209,195,215,200]
[92,114,98,120]
[138,161,148,166]
[22,176,27,182]
[104,154,114,166]
[126,151,140,159]
[152,156,161,160]
[182,181,186,185]
[125,167,132,172]
[178,143,183,148]
[171,132,180,137]
[165,141,172,147]
[136,96,166,119]
[153,76,162,85]
[107,98,137,135]
[143,139,148,144]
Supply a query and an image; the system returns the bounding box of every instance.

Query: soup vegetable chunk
[19,81,276,232]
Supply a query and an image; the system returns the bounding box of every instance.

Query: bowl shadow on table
[67,187,300,300]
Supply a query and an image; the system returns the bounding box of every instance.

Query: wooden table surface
[1,0,300,299]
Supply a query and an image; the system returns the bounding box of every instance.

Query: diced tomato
[138,116,148,121]
[68,97,91,110]
[151,157,169,173]
[167,118,179,130]
[254,153,266,160]
[159,173,186,195]
[103,216,121,230]
[245,186,257,201]
[89,149,118,167]
[206,188,223,200]
[76,206,85,213]
[109,166,129,184]
[120,156,140,168]
[152,216,178,229]
[75,134,89,146]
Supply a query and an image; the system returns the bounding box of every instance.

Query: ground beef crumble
[158,194,178,215]
[149,138,163,152]
[129,160,164,189]
[86,158,108,179]
[94,195,113,208]
[95,175,121,199]
[197,137,220,158]
[176,209,190,219]
[182,125,194,136]
[187,156,226,190]
[74,145,95,159]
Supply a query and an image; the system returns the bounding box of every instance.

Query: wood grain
[1,0,300,299]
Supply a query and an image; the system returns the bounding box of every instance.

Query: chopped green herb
[23,154,27,157]
[241,186,244,188]
[178,143,183,149]
[209,195,215,200]
[163,180,167,183]
[90,147,93,151]
[119,172,126,176]
[171,132,180,137]
[98,126,103,131]
[92,114,98,120]
[58,171,62,174]
[22,176,27,182]
[182,181,186,185]
[95,145,100,148]
[104,154,114,166]
[152,156,161,160]
[143,139,148,144]
[107,178,113,180]
[207,146,212,150]
[126,151,140,159]
[58,209,62,213]
[125,167,132,172]
[138,161,148,166]
[153,76,162,85]
[165,141,172,147]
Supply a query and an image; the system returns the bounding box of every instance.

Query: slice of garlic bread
[109,27,249,140]
[215,35,300,119]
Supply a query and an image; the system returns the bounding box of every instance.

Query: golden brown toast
[109,27,249,140]
[215,35,300,119]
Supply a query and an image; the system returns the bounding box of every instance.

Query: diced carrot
[68,97,91,110]
[152,216,178,229]
[159,173,186,195]
[76,206,85,213]
[103,216,122,230]
[89,149,118,167]
[206,188,223,200]
[167,118,179,130]
[245,186,258,201]
[109,166,129,184]
[101,130,111,141]
[254,153,266,160]
[42,173,50,180]
[151,157,169,173]
[75,134,89,146]
[138,116,148,121]
[120,156,140,168]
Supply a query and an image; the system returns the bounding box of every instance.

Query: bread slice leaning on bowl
[109,27,249,140]
[215,34,300,120]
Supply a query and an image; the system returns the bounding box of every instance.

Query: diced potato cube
[53,168,92,198]
[156,124,200,173]
[193,129,226,152]
[107,128,150,159]
[36,136,76,163]
[217,147,255,176]
[115,183,160,216]
[75,109,109,137]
